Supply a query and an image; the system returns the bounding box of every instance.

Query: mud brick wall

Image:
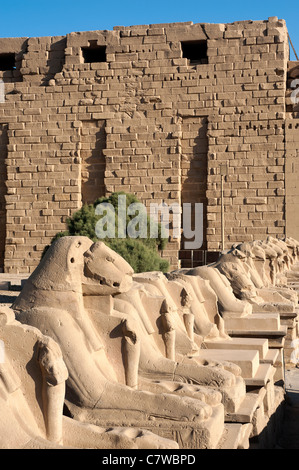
[0,17,296,273]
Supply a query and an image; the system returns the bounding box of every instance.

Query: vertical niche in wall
[0,124,7,271]
[80,120,106,205]
[179,116,208,267]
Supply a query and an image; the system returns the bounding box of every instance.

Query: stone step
[195,349,260,379]
[260,348,279,365]
[254,311,298,321]
[244,363,275,387]
[0,274,28,291]
[0,274,28,281]
[252,303,296,314]
[279,312,298,326]
[204,337,269,360]
[224,313,281,332]
[65,399,225,450]
[279,311,298,318]
[218,423,252,449]
[0,281,9,290]
[227,327,287,349]
[225,390,264,424]
[238,423,255,449]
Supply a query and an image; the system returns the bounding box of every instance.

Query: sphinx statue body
[13,236,241,448]
[0,306,177,449]
[209,241,298,313]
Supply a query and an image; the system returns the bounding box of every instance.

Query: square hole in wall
[0,53,16,71]
[181,41,208,65]
[82,43,106,63]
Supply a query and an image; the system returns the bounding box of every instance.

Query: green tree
[45,192,170,273]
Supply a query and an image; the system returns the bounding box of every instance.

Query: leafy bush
[45,192,170,273]
[107,238,170,273]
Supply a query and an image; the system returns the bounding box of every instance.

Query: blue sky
[0,0,298,59]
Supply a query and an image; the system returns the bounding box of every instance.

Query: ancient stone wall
[286,119,299,238]
[0,17,297,273]
[285,61,299,241]
[0,124,7,269]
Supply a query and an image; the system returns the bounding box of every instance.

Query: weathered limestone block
[0,37,27,54]
[66,30,120,48]
[165,23,207,42]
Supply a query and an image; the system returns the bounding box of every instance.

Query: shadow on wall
[41,38,67,85]
[0,124,7,272]
[80,120,106,205]
[180,116,208,267]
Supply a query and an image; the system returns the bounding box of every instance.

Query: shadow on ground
[277,368,299,449]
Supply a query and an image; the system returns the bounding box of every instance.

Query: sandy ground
[277,368,299,449]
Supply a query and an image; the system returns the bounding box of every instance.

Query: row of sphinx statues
[1,235,299,449]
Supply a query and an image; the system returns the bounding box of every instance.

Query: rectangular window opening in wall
[0,53,16,71]
[82,44,106,63]
[181,40,208,65]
